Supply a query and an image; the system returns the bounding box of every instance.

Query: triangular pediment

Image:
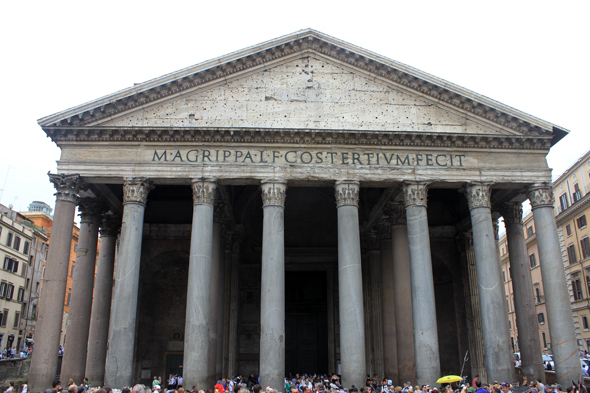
[38,29,567,144]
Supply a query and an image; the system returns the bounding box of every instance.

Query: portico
[30,29,578,391]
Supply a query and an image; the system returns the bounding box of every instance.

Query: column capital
[403,181,430,207]
[261,179,287,207]
[100,215,121,237]
[374,219,391,240]
[465,181,493,210]
[335,180,359,207]
[527,182,554,209]
[78,198,108,225]
[501,202,523,225]
[191,178,217,206]
[123,178,154,206]
[383,201,406,225]
[49,173,88,204]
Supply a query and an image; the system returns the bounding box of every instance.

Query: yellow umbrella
[436,376,463,384]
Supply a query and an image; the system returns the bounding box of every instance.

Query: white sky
[0,1,588,213]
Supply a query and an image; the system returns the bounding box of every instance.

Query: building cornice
[43,126,553,150]
[38,29,567,143]
[556,193,590,225]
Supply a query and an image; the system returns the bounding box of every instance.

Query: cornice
[43,126,553,150]
[556,192,590,225]
[38,30,565,141]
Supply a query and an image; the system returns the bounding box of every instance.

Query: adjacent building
[0,204,34,352]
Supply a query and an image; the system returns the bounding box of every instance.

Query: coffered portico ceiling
[38,29,567,148]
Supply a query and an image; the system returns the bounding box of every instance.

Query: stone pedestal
[105,178,153,388]
[29,174,85,392]
[61,198,106,384]
[387,201,416,385]
[85,215,120,386]
[466,182,514,384]
[259,179,287,390]
[403,182,440,385]
[184,178,217,390]
[501,202,545,382]
[528,183,581,387]
[335,180,366,389]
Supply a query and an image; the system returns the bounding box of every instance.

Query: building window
[12,311,19,329]
[538,312,545,324]
[31,305,36,319]
[503,270,506,282]
[6,232,13,247]
[578,215,588,229]
[543,332,548,348]
[573,273,584,300]
[506,296,510,312]
[23,241,29,255]
[560,193,569,211]
[508,319,512,329]
[3,257,18,274]
[67,292,71,306]
[568,244,578,264]
[530,253,537,268]
[74,244,78,252]
[13,236,20,251]
[17,287,24,302]
[582,237,590,260]
[567,224,573,236]
[1,309,8,327]
[0,282,6,298]
[573,183,582,203]
[535,286,544,304]
[583,316,589,330]
[527,226,534,238]
[6,284,14,301]
[70,265,75,277]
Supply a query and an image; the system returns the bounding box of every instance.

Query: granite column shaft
[184,178,217,389]
[379,223,398,383]
[335,180,366,388]
[259,179,287,390]
[403,182,440,385]
[104,178,153,388]
[501,202,545,382]
[29,174,85,392]
[61,198,105,384]
[207,214,223,387]
[528,183,581,386]
[466,182,514,383]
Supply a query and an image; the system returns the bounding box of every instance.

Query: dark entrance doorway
[285,270,329,375]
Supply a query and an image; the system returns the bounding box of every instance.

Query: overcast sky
[0,1,588,213]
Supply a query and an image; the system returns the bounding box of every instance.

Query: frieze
[123,178,154,206]
[44,127,553,151]
[335,180,360,207]
[44,35,551,137]
[403,182,429,207]
[465,182,493,210]
[48,173,87,204]
[527,183,554,209]
[191,178,217,206]
[260,179,288,207]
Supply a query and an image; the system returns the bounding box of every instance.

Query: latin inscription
[151,149,466,167]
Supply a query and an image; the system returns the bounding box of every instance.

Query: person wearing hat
[500,383,511,393]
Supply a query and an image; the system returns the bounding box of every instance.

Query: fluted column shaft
[528,183,581,386]
[105,178,153,388]
[466,182,514,383]
[259,179,287,390]
[61,198,106,384]
[184,178,217,389]
[335,180,366,388]
[85,215,120,386]
[501,202,545,382]
[387,201,416,385]
[403,182,440,385]
[29,174,85,392]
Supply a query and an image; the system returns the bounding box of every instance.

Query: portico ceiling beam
[361,187,400,233]
[88,183,123,216]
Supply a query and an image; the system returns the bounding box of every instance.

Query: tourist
[4,382,14,393]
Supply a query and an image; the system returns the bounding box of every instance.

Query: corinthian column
[403,182,440,385]
[500,202,545,382]
[86,215,121,386]
[335,180,366,389]
[385,201,416,385]
[105,178,153,388]
[61,198,107,384]
[527,183,581,386]
[184,178,217,390]
[29,174,86,393]
[207,201,224,387]
[465,182,514,383]
[259,179,287,390]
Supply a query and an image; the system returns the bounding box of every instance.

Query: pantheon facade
[29,30,580,391]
